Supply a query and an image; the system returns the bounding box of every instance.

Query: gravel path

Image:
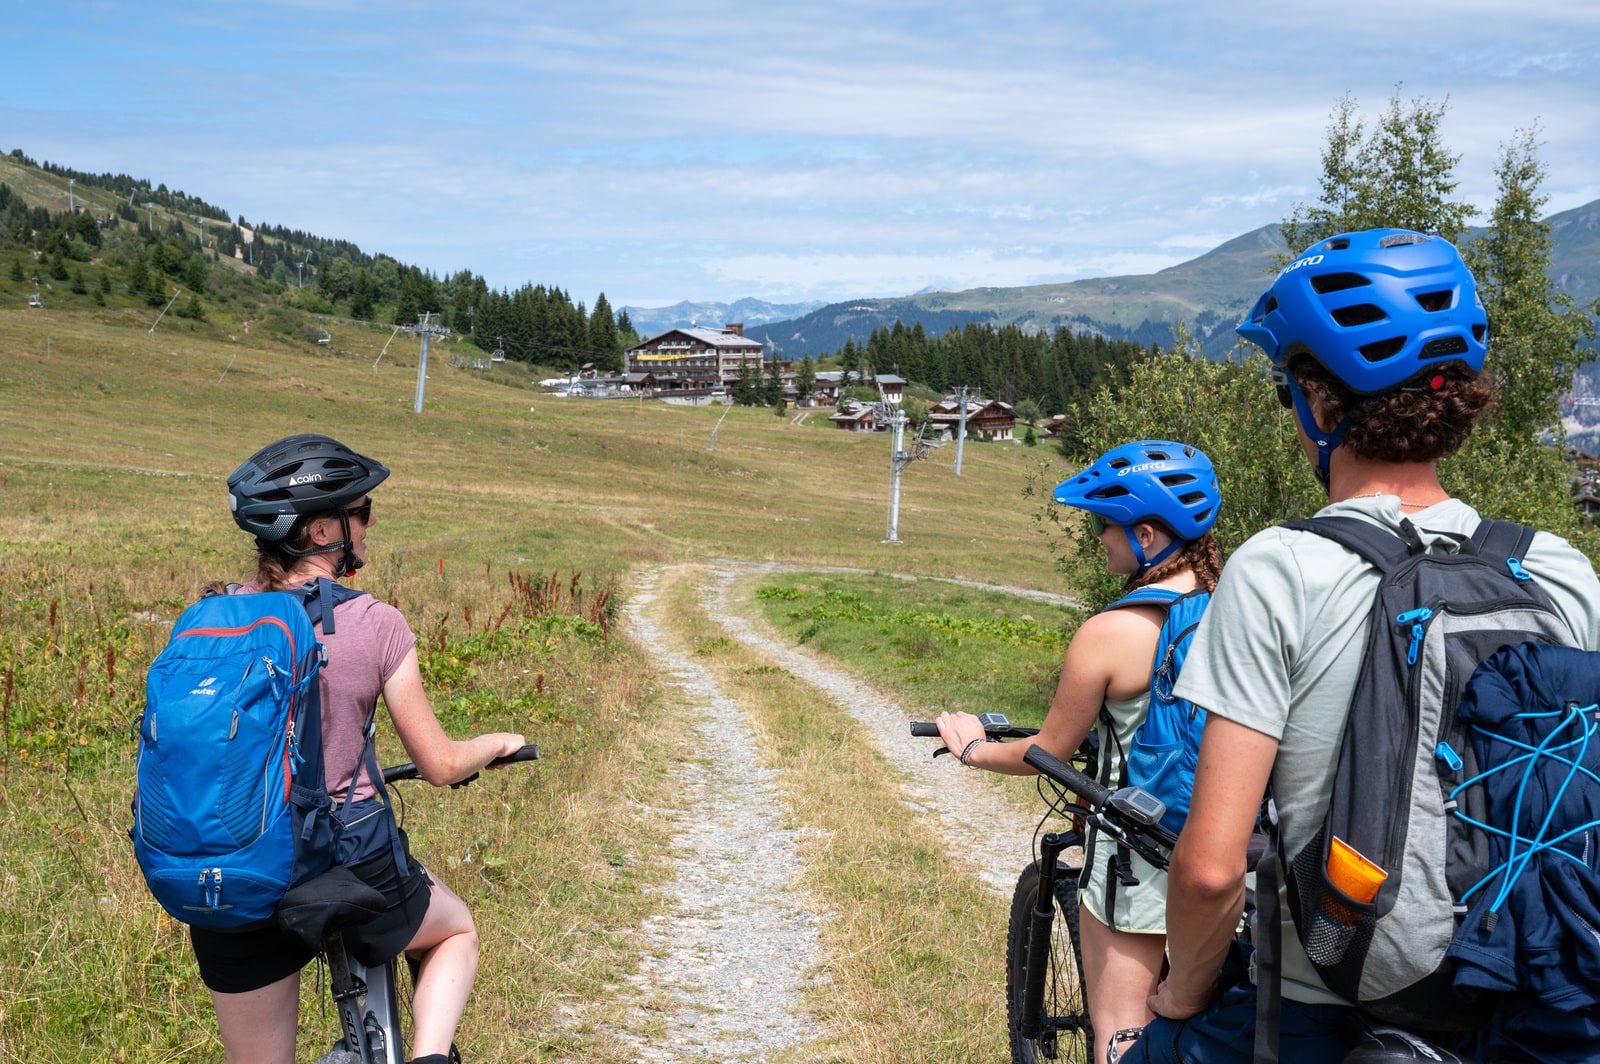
[612,562,1063,1061]
[615,567,823,1063]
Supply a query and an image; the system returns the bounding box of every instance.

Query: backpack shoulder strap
[1282,515,1412,572]
[1466,518,1537,565]
[1104,586,1182,613]
[299,577,370,635]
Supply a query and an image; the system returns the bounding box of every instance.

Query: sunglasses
[1088,512,1107,535]
[344,497,373,524]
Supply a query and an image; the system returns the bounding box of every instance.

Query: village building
[827,400,878,432]
[927,397,1017,441]
[625,323,766,392]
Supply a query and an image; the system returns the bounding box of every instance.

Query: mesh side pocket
[1288,827,1378,996]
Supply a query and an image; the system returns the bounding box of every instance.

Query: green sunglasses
[1088,512,1107,535]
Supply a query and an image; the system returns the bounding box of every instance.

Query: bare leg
[1078,902,1166,1064]
[209,971,300,1064]
[405,872,480,1057]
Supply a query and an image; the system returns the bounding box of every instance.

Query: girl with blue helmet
[936,440,1222,1064]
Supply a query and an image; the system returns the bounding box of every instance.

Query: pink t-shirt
[238,581,416,802]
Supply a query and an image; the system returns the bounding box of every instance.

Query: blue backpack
[1104,586,1211,834]
[131,580,363,929]
[1448,641,1600,1059]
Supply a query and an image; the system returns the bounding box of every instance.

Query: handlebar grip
[490,743,541,766]
[909,722,941,738]
[1023,745,1111,807]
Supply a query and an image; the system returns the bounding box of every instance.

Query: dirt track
[611,561,1063,1062]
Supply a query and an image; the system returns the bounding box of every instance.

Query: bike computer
[1106,787,1167,829]
[977,712,1011,732]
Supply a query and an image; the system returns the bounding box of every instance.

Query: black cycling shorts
[190,834,431,995]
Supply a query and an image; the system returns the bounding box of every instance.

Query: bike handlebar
[910,716,1173,863]
[1022,744,1109,807]
[382,743,541,786]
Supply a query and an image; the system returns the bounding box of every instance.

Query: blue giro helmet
[1054,440,1220,543]
[1236,229,1487,395]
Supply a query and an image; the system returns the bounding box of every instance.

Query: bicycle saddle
[277,865,388,951]
[1340,1014,1478,1064]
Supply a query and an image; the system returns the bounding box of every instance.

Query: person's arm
[1148,714,1277,1018]
[935,606,1160,774]
[381,646,527,786]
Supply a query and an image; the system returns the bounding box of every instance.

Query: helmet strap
[1124,525,1181,575]
[1282,372,1347,495]
[335,511,362,577]
[278,512,362,576]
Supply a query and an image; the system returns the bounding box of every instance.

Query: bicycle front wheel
[1006,860,1091,1064]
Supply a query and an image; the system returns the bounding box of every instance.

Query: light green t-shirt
[1172,495,1600,1004]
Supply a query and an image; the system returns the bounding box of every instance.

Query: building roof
[628,326,764,354]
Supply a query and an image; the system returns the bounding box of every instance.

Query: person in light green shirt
[1124,229,1600,1064]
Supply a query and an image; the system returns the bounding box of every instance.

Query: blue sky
[8,1,1597,309]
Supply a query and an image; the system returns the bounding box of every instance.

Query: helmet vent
[1309,272,1370,295]
[1379,233,1430,248]
[1413,289,1454,312]
[1161,473,1198,489]
[1318,238,1351,252]
[1357,337,1406,363]
[1421,336,1469,359]
[1330,303,1387,327]
[1090,485,1132,500]
[1472,324,1487,342]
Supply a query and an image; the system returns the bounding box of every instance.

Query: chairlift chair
[28,290,42,308]
[491,337,506,362]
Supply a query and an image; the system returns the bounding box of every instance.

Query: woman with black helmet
[1122,232,1600,1064]
[935,440,1223,1064]
[194,434,526,1064]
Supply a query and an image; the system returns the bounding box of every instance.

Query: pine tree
[1281,91,1476,251]
[1462,128,1597,445]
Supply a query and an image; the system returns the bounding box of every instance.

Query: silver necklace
[1350,491,1438,509]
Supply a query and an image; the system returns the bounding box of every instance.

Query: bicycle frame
[321,933,405,1064]
[306,744,539,1064]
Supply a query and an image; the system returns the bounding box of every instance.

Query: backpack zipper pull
[1396,607,1433,665]
[1434,741,1464,773]
[1505,557,1532,582]
[200,867,222,909]
[286,719,304,776]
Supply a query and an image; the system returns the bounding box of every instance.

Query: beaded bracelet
[959,737,988,766]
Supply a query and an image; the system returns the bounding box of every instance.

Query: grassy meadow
[0,303,1083,1061]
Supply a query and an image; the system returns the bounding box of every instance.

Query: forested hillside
[0,149,639,375]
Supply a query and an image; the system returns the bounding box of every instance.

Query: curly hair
[1129,532,1224,594]
[1290,355,1495,463]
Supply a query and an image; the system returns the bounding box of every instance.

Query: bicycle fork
[1020,830,1075,1048]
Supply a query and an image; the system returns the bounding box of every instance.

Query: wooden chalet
[927,397,1017,441]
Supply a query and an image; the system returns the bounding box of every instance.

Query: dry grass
[0,306,1073,1061]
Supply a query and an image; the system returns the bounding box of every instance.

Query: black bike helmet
[228,434,389,544]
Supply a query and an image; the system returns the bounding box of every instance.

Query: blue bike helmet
[1236,229,1487,487]
[1054,440,1219,573]
[1237,229,1486,392]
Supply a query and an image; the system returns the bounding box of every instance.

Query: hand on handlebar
[934,711,987,762]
